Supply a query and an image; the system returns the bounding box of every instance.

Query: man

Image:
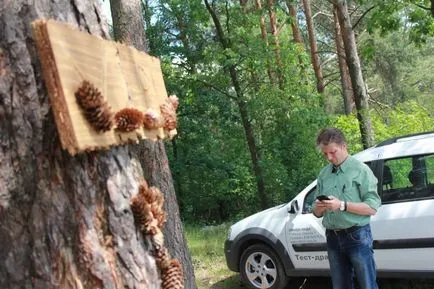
[313,128,381,289]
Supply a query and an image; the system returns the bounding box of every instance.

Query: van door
[284,182,330,271]
[371,154,434,275]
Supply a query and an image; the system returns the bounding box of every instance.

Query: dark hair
[316,128,346,146]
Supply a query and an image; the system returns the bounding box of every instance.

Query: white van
[224,131,434,289]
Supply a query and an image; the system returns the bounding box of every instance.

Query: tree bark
[303,0,324,94]
[110,0,148,51]
[204,0,268,209]
[333,0,375,148]
[110,1,197,288]
[255,0,275,85]
[267,0,284,89]
[333,5,354,115]
[285,0,304,44]
[0,1,162,288]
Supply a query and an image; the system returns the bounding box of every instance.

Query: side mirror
[288,200,299,214]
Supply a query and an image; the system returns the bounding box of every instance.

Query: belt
[326,224,367,235]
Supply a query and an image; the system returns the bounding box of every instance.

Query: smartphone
[316,195,331,201]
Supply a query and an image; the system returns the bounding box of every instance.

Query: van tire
[240,244,289,289]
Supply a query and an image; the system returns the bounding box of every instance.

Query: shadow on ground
[209,276,332,289]
[209,276,434,289]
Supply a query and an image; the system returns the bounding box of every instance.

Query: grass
[185,223,434,289]
[184,223,241,289]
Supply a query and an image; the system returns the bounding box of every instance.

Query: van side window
[381,154,434,203]
[302,186,317,214]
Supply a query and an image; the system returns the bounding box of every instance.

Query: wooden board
[32,19,175,155]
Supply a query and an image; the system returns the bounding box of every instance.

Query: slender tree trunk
[303,0,324,94]
[110,1,197,288]
[431,0,434,17]
[255,0,275,85]
[143,0,156,54]
[267,0,284,89]
[204,0,268,209]
[286,0,304,44]
[110,0,148,51]
[240,0,249,13]
[0,1,162,288]
[333,0,374,148]
[333,6,354,115]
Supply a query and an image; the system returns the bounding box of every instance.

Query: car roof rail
[375,130,434,147]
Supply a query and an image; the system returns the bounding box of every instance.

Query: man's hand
[313,197,330,217]
[322,196,341,211]
[314,196,341,213]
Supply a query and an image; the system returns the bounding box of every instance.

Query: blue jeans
[326,224,378,289]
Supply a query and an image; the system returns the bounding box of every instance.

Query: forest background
[114,0,434,225]
[0,0,432,288]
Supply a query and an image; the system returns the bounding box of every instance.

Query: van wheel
[240,244,288,289]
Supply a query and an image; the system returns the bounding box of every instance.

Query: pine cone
[160,101,177,131]
[75,80,113,132]
[161,259,184,289]
[143,109,163,129]
[75,80,104,109]
[151,230,165,250]
[168,95,179,110]
[151,202,167,229]
[130,194,153,232]
[154,245,170,270]
[130,182,166,234]
[115,108,145,132]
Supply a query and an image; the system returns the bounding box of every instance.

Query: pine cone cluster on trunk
[161,259,184,289]
[130,181,184,288]
[154,245,170,269]
[160,100,177,131]
[130,182,166,235]
[114,108,145,132]
[143,109,163,130]
[75,80,113,132]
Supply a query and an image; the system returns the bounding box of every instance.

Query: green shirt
[314,156,381,230]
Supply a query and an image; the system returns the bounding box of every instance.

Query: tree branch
[323,71,340,80]
[194,78,237,101]
[313,11,333,19]
[352,5,375,30]
[413,3,430,11]
[324,76,341,89]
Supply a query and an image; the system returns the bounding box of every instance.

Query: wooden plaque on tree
[32,19,176,155]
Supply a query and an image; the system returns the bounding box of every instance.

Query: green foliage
[147,0,329,223]
[361,0,434,44]
[360,30,434,113]
[143,0,433,224]
[334,101,434,154]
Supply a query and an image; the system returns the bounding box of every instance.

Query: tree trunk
[431,0,434,17]
[110,1,197,288]
[143,0,156,54]
[204,0,268,209]
[267,0,284,89]
[255,0,275,85]
[333,0,375,148]
[285,0,304,44]
[303,0,324,94]
[0,1,162,288]
[110,0,148,51]
[333,5,354,115]
[240,0,249,13]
